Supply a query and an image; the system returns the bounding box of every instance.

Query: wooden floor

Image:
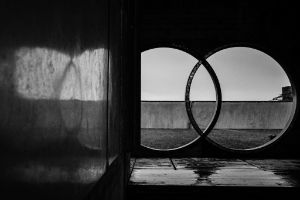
[128,158,300,199]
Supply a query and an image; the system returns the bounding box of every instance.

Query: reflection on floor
[128,158,300,199]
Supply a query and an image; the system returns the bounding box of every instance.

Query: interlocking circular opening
[141,45,297,153]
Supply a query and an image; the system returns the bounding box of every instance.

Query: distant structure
[272,86,293,101]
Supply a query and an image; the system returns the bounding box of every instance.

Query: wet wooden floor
[128,158,300,199]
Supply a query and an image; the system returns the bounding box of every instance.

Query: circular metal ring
[199,44,298,154]
[185,58,222,140]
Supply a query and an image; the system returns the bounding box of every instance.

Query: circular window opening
[141,47,218,150]
[199,46,297,151]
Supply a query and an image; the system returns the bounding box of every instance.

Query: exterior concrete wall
[141,102,190,129]
[141,101,294,129]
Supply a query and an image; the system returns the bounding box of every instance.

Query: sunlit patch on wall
[14,47,106,101]
[6,47,108,151]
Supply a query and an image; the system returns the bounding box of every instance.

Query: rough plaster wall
[0,47,109,200]
[0,1,125,199]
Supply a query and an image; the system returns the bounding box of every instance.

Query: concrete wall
[0,1,130,200]
[141,101,294,129]
[141,102,190,129]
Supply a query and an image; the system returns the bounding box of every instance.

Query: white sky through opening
[141,47,290,101]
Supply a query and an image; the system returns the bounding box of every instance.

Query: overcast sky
[141,47,291,101]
